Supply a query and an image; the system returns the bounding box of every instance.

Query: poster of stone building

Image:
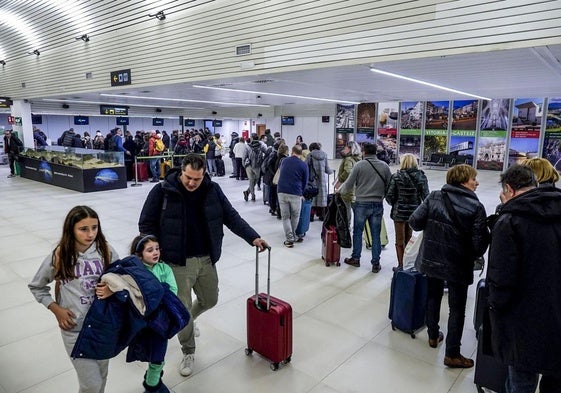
[399,101,423,160]
[376,101,398,164]
[336,104,355,158]
[423,101,450,163]
[477,99,509,170]
[449,100,478,166]
[508,97,543,167]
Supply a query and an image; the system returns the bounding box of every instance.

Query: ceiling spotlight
[32,49,40,56]
[149,11,166,20]
[0,60,5,66]
[76,34,90,42]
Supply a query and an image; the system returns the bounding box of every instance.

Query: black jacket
[487,186,561,376]
[4,134,23,155]
[385,168,429,222]
[409,184,489,285]
[138,168,260,265]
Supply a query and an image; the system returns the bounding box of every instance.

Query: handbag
[303,183,319,199]
[403,232,423,271]
[272,168,281,185]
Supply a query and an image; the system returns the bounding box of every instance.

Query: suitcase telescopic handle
[255,246,272,311]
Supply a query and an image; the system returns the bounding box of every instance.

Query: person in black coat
[138,153,268,377]
[487,165,561,393]
[409,164,489,368]
[385,153,429,271]
[4,130,24,177]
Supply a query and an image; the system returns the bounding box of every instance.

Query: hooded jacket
[306,149,333,207]
[385,168,430,222]
[487,186,561,376]
[409,184,489,285]
[70,256,190,362]
[138,168,260,265]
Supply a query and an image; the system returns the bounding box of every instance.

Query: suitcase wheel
[410,332,416,339]
[244,348,253,356]
[336,262,341,266]
[476,386,484,393]
[325,262,330,267]
[270,362,279,371]
[286,356,292,363]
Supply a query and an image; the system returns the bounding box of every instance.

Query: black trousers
[426,276,468,358]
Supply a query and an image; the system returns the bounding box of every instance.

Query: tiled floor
[0,160,506,393]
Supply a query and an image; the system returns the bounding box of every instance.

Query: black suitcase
[388,269,427,338]
[216,157,225,176]
[473,279,508,393]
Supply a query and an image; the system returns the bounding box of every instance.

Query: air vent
[236,44,251,56]
[211,83,234,88]
[253,79,274,84]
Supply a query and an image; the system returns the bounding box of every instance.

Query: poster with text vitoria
[477,99,509,171]
[543,98,561,170]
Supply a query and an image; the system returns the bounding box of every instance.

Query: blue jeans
[150,157,160,180]
[351,201,383,265]
[207,158,216,175]
[507,366,561,393]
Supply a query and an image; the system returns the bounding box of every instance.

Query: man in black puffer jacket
[409,164,489,369]
[138,153,268,378]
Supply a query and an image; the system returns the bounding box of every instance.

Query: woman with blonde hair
[521,157,559,186]
[385,153,429,271]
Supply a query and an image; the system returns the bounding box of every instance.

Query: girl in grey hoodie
[29,206,118,393]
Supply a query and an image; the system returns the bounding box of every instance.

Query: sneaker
[7,174,15,178]
[179,354,195,377]
[283,241,294,248]
[243,190,249,201]
[428,331,444,348]
[344,257,360,267]
[150,178,159,183]
[251,195,256,201]
[194,322,200,338]
[295,237,304,243]
[444,354,474,368]
[371,264,382,273]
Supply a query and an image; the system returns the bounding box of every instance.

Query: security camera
[62,104,69,109]
[212,111,217,115]
[257,113,263,117]
[155,108,162,113]
[257,95,261,99]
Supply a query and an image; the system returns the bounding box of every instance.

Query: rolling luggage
[295,199,312,238]
[473,279,508,393]
[215,157,225,177]
[133,162,149,182]
[246,247,292,371]
[321,225,341,266]
[388,269,427,338]
[160,159,172,179]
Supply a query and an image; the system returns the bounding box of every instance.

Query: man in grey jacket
[337,143,391,273]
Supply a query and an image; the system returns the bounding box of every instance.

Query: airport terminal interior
[0,159,508,393]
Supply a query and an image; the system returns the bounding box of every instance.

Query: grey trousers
[278,192,302,242]
[61,329,109,393]
[171,256,219,355]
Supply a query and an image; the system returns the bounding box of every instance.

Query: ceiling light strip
[369,68,491,101]
[42,98,203,109]
[100,94,270,107]
[192,85,360,105]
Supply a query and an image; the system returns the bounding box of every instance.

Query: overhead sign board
[110,69,131,87]
[0,97,12,108]
[100,105,129,116]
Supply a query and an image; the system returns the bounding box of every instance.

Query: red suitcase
[321,225,341,266]
[246,247,292,371]
[133,162,149,182]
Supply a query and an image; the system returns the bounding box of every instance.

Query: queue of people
[24,135,561,393]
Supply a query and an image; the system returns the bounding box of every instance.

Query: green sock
[145,362,165,387]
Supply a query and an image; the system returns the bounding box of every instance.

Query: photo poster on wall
[423,100,450,164]
[507,97,544,167]
[377,101,398,163]
[449,100,478,166]
[335,104,355,158]
[477,99,510,170]
[542,97,561,170]
[356,103,376,144]
[399,101,423,161]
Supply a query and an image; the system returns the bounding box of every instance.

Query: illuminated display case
[19,146,127,192]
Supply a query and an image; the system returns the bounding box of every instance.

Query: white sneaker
[194,322,200,338]
[179,354,195,377]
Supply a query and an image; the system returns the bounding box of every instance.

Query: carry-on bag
[133,162,149,182]
[295,199,312,238]
[388,269,428,338]
[160,159,172,179]
[364,218,389,250]
[246,247,293,371]
[321,225,341,266]
[473,279,507,393]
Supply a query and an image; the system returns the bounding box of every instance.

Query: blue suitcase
[388,269,428,338]
[296,199,312,237]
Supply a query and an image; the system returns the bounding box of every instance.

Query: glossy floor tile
[0,160,509,393]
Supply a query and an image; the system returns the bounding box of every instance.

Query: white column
[10,100,33,149]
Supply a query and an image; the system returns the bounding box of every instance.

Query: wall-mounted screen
[116,117,129,125]
[185,119,196,127]
[153,118,164,126]
[74,116,89,125]
[213,120,222,127]
[31,114,42,124]
[281,116,295,125]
